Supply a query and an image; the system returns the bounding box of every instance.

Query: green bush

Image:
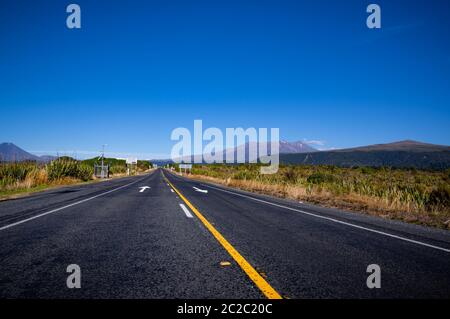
[77,164,94,181]
[137,160,151,171]
[283,167,298,183]
[47,159,93,181]
[427,184,450,208]
[307,172,336,184]
[0,162,38,187]
[110,165,126,174]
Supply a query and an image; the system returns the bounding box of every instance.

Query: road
[0,168,449,298]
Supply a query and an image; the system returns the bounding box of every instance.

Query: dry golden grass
[188,173,450,229]
[23,168,48,188]
[0,161,155,201]
[2,168,82,190]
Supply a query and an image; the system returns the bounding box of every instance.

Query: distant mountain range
[174,140,317,163]
[222,140,316,162]
[2,140,450,169]
[279,140,450,170]
[333,140,449,153]
[0,143,56,163]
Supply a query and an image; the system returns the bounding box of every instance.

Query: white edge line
[179,203,193,218]
[201,184,450,253]
[0,177,147,231]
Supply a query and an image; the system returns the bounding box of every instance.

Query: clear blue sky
[1,0,449,159]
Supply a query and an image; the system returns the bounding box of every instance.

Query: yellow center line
[163,171,282,299]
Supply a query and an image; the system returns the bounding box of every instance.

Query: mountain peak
[0,142,39,162]
[0,142,55,162]
[279,141,317,154]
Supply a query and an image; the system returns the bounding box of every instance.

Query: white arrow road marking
[193,186,208,193]
[179,203,193,218]
[139,186,151,193]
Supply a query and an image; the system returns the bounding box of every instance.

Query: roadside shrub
[233,169,258,180]
[110,165,126,175]
[24,167,48,188]
[307,172,336,184]
[137,160,150,171]
[47,159,93,181]
[360,167,376,175]
[77,164,94,181]
[0,162,38,188]
[427,185,450,208]
[283,167,298,183]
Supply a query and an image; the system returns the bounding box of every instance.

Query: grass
[0,157,152,200]
[0,157,151,199]
[0,159,93,198]
[47,159,93,181]
[0,184,51,199]
[187,164,450,229]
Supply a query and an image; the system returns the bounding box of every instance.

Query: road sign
[126,157,138,164]
[179,164,192,169]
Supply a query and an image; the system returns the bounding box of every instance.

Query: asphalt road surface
[0,169,449,298]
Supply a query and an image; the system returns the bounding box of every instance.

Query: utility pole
[101,144,105,167]
[101,144,107,178]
